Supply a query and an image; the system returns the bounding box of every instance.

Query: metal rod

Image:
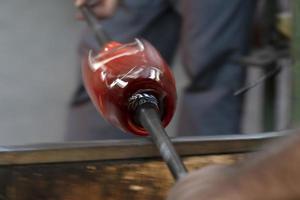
[234,65,282,96]
[137,105,187,180]
[79,5,111,46]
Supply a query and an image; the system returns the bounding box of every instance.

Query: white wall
[0,0,81,145]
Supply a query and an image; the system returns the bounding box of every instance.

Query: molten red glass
[81,39,176,136]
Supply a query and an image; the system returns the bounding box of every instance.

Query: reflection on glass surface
[82,39,176,135]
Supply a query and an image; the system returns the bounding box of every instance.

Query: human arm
[74,0,119,19]
[168,131,300,200]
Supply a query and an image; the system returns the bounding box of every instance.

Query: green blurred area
[292,1,300,125]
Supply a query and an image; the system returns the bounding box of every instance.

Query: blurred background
[0,0,297,145]
[0,0,81,144]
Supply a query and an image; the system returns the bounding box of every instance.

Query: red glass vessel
[81,39,176,136]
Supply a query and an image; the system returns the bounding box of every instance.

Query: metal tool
[134,96,187,180]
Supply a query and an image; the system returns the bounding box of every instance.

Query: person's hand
[167,165,244,200]
[74,0,119,20]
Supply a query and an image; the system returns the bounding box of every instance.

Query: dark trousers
[65,0,255,140]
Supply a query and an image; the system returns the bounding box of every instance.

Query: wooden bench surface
[0,131,288,200]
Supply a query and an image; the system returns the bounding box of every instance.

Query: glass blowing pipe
[79,5,187,179]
